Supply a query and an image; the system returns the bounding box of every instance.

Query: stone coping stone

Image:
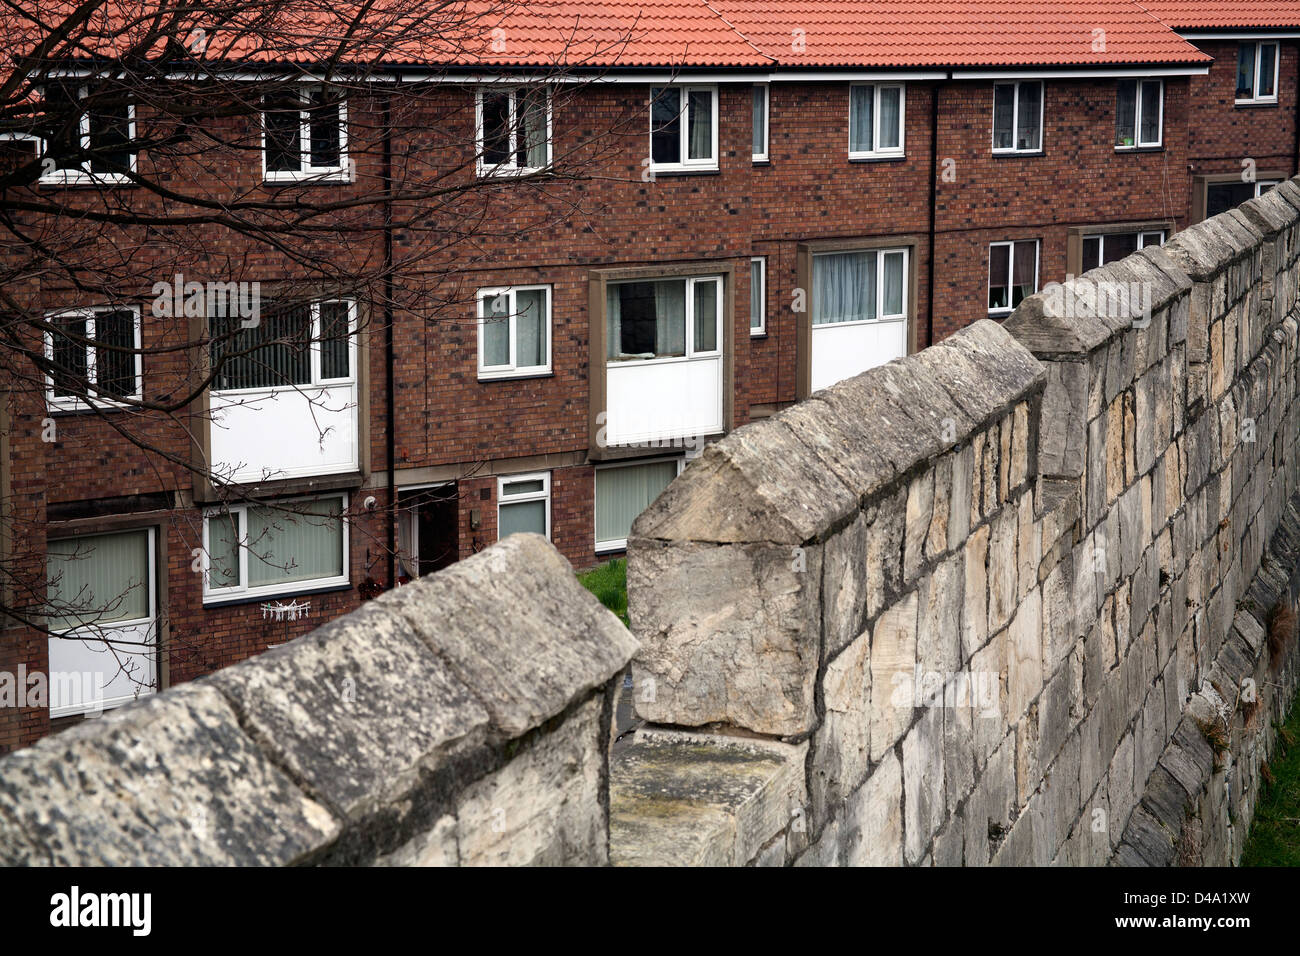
[609,729,806,866]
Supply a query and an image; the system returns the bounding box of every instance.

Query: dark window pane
[1206,182,1254,219]
[43,83,82,172]
[650,87,681,164]
[1016,83,1041,151]
[319,301,351,379]
[263,95,301,172]
[1011,242,1037,307]
[88,98,131,174]
[1082,237,1101,272]
[1237,43,1256,98]
[517,88,549,168]
[212,302,312,389]
[481,91,511,167]
[989,244,1010,309]
[1259,44,1277,98]
[1115,80,1136,146]
[1139,81,1161,144]
[50,313,88,397]
[1101,232,1138,266]
[94,310,136,398]
[308,90,341,168]
[992,85,1014,149]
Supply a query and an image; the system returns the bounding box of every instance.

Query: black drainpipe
[382,92,397,589]
[925,77,944,348]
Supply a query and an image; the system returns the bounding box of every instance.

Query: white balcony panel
[210,384,359,483]
[810,318,907,393]
[605,357,723,447]
[48,619,156,717]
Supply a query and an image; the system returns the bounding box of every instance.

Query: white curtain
[814,251,876,325]
[1016,83,1041,150]
[850,86,873,152]
[246,497,344,586]
[688,90,712,160]
[752,86,767,156]
[750,259,764,330]
[693,280,718,352]
[520,88,549,168]
[482,295,510,367]
[47,530,150,629]
[878,87,901,149]
[596,460,678,545]
[656,280,686,355]
[515,289,545,367]
[882,252,905,316]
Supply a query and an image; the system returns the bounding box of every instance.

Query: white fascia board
[951,66,1210,78]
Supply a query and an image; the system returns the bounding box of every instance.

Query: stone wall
[0,534,637,866]
[618,178,1300,866]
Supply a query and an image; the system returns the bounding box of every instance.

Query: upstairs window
[203,495,349,602]
[992,81,1042,154]
[752,85,769,162]
[39,83,134,185]
[606,276,722,362]
[812,249,908,326]
[263,88,348,182]
[988,240,1039,315]
[44,306,142,410]
[1081,230,1164,272]
[750,257,767,335]
[477,285,551,379]
[210,299,355,391]
[649,86,718,172]
[477,87,550,176]
[1237,42,1279,104]
[849,84,904,158]
[1115,80,1163,149]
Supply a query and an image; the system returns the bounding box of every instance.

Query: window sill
[991,150,1044,158]
[649,166,720,177]
[46,396,139,414]
[478,370,554,383]
[1115,145,1164,153]
[39,172,135,188]
[263,170,352,185]
[751,157,770,166]
[202,579,352,609]
[477,165,553,179]
[848,153,905,163]
[750,330,767,339]
[595,541,628,555]
[1234,99,1278,108]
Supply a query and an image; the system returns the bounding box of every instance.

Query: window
[1115,80,1163,149]
[1237,42,1279,103]
[262,88,348,182]
[992,81,1043,154]
[477,286,551,378]
[595,458,682,552]
[750,258,767,335]
[477,87,550,176]
[46,527,156,716]
[812,248,908,325]
[203,495,348,602]
[44,306,142,410]
[649,86,718,171]
[39,83,134,185]
[498,473,550,539]
[210,299,355,391]
[1206,179,1279,219]
[606,275,722,361]
[752,85,769,162]
[1081,230,1165,272]
[988,240,1039,314]
[849,84,904,158]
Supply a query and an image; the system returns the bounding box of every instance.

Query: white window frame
[848,83,905,159]
[46,526,158,718]
[987,239,1040,316]
[991,81,1044,155]
[37,84,136,187]
[752,84,769,163]
[648,85,719,173]
[594,456,684,553]
[1081,230,1165,271]
[43,305,143,411]
[261,86,350,184]
[1236,41,1280,105]
[475,86,553,177]
[201,493,350,604]
[1115,79,1163,150]
[210,299,358,395]
[497,472,551,541]
[606,275,724,365]
[476,285,553,380]
[750,257,767,336]
[811,248,910,327]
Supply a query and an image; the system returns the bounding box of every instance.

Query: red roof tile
[1136,1,1300,31]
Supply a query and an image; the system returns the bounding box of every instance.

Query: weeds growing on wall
[1242,694,1300,866]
